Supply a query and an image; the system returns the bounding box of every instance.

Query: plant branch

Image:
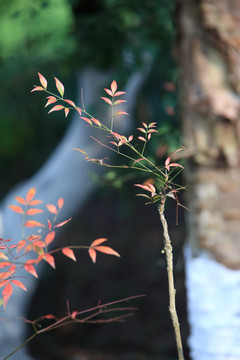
[158,198,185,360]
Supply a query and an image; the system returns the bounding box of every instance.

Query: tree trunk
[177,1,240,359]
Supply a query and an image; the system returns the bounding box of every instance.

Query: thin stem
[2,333,37,360]
[158,198,185,360]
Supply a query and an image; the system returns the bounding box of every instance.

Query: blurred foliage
[0,0,178,197]
[69,0,174,69]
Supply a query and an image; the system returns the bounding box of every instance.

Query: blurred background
[0,1,188,359]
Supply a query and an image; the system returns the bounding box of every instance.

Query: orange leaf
[76,107,81,116]
[46,204,57,214]
[28,199,43,206]
[8,205,24,214]
[26,208,43,215]
[138,136,146,142]
[54,218,72,228]
[114,111,129,116]
[111,80,117,95]
[64,99,75,107]
[31,86,44,92]
[42,314,57,320]
[45,96,57,107]
[62,247,76,262]
[3,282,12,308]
[91,118,101,127]
[114,91,126,97]
[24,220,45,228]
[26,188,36,203]
[33,240,45,248]
[11,280,27,291]
[44,254,55,269]
[0,262,12,268]
[24,262,38,278]
[54,77,64,97]
[45,232,55,246]
[48,105,64,114]
[80,117,92,125]
[64,108,69,118]
[0,252,8,260]
[57,198,64,209]
[101,97,112,105]
[88,248,97,263]
[90,238,108,247]
[38,72,47,89]
[94,246,120,258]
[113,100,127,105]
[15,196,26,205]
[104,88,113,97]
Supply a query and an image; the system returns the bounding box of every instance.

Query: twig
[158,198,185,360]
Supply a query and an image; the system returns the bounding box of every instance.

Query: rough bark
[177,0,240,268]
[177,1,240,359]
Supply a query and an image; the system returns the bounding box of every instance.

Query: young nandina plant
[33,73,186,360]
[0,187,120,309]
[1,187,137,359]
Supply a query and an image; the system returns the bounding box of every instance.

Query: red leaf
[114,91,126,97]
[3,282,12,308]
[80,117,92,125]
[44,254,55,269]
[11,280,27,291]
[111,80,117,95]
[91,118,101,127]
[24,220,45,228]
[24,262,38,278]
[15,196,26,205]
[31,86,45,92]
[64,99,75,107]
[47,220,52,230]
[48,105,64,114]
[54,218,72,228]
[45,96,57,107]
[0,262,12,268]
[54,77,65,97]
[42,314,57,320]
[8,205,24,214]
[137,128,146,133]
[76,107,81,116]
[57,198,64,209]
[88,248,97,263]
[90,238,108,247]
[26,208,43,215]
[114,111,129,116]
[38,73,47,89]
[33,240,46,248]
[46,204,57,214]
[104,88,113,97]
[28,199,43,206]
[138,136,146,142]
[62,247,76,262]
[64,108,69,118]
[26,188,36,203]
[113,100,127,105]
[45,232,55,246]
[101,97,112,105]
[94,246,120,258]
